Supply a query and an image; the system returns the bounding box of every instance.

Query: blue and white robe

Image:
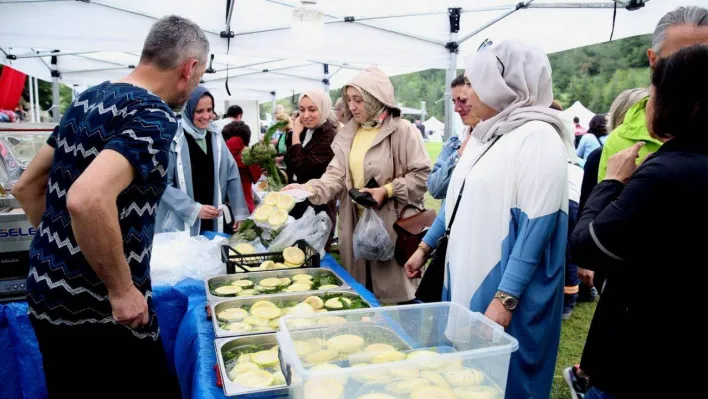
[444,120,568,399]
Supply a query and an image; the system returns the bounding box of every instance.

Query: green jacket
[597,97,663,182]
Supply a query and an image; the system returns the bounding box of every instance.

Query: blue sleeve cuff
[498,255,537,298]
[422,234,438,249]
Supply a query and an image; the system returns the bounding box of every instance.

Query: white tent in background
[0,0,686,131]
[424,116,445,142]
[563,101,596,129]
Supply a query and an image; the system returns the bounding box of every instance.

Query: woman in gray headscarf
[155,86,249,236]
[444,40,574,399]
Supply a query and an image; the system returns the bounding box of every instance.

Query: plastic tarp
[0,253,377,399]
[0,1,693,99]
[0,285,189,399]
[563,101,597,128]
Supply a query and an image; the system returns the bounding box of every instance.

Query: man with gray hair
[597,5,708,181]
[12,15,209,398]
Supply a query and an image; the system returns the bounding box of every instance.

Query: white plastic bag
[353,208,395,261]
[150,232,227,285]
[267,207,332,257]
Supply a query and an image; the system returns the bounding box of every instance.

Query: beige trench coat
[307,67,431,303]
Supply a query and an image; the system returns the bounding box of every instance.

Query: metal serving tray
[204,268,351,303]
[214,333,289,397]
[211,289,373,338]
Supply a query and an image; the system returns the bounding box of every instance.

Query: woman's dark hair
[450,74,466,88]
[651,44,708,140]
[587,114,608,139]
[222,121,251,145]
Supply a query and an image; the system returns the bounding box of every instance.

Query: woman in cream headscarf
[284,89,338,250]
[284,67,431,303]
[155,86,250,236]
[444,40,574,398]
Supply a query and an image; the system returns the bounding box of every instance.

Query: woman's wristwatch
[495,291,519,311]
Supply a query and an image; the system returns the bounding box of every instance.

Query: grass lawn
[332,142,594,399]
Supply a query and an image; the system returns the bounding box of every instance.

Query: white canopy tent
[424,116,446,142]
[0,0,694,133]
[563,101,597,129]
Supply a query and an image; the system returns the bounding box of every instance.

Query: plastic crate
[275,302,519,399]
[221,239,320,274]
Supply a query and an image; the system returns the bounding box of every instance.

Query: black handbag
[416,137,500,302]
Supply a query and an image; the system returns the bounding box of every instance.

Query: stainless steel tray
[211,289,373,338]
[204,267,351,303]
[214,334,289,397]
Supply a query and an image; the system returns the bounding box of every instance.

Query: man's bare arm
[68,149,150,327]
[66,149,135,295]
[12,144,55,228]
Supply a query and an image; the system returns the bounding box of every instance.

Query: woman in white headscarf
[444,40,574,398]
[284,89,338,250]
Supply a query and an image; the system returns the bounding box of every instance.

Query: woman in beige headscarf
[284,89,338,251]
[284,67,431,303]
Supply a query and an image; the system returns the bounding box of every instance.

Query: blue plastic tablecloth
[174,254,379,399]
[0,284,189,399]
[0,253,376,399]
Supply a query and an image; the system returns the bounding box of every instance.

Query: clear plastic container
[276,302,519,399]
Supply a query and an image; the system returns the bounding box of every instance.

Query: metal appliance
[0,123,54,302]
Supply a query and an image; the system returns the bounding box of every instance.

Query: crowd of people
[9,4,708,399]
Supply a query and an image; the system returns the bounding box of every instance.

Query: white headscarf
[465,40,576,162]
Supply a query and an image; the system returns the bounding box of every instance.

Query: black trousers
[31,317,180,399]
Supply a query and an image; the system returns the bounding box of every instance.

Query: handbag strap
[445,136,500,235]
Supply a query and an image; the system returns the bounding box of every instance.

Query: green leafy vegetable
[311,274,340,289]
[320,293,370,310]
[242,121,289,191]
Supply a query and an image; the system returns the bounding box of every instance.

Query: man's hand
[233,220,242,231]
[199,205,221,220]
[605,142,645,184]
[578,267,595,288]
[484,297,513,329]
[359,187,388,208]
[405,248,428,279]
[110,285,149,329]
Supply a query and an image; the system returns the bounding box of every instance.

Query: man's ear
[647,48,658,69]
[181,59,199,81]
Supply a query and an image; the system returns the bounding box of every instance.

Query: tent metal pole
[271,92,277,118]
[444,8,461,141]
[329,67,343,79]
[309,61,363,71]
[73,54,128,67]
[323,64,330,92]
[444,51,457,140]
[33,77,40,123]
[51,51,60,123]
[13,50,98,59]
[458,0,536,45]
[28,76,36,123]
[62,66,132,75]
[527,2,619,9]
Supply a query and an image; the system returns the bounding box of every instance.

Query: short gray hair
[140,15,210,70]
[652,6,708,53]
[608,88,649,132]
